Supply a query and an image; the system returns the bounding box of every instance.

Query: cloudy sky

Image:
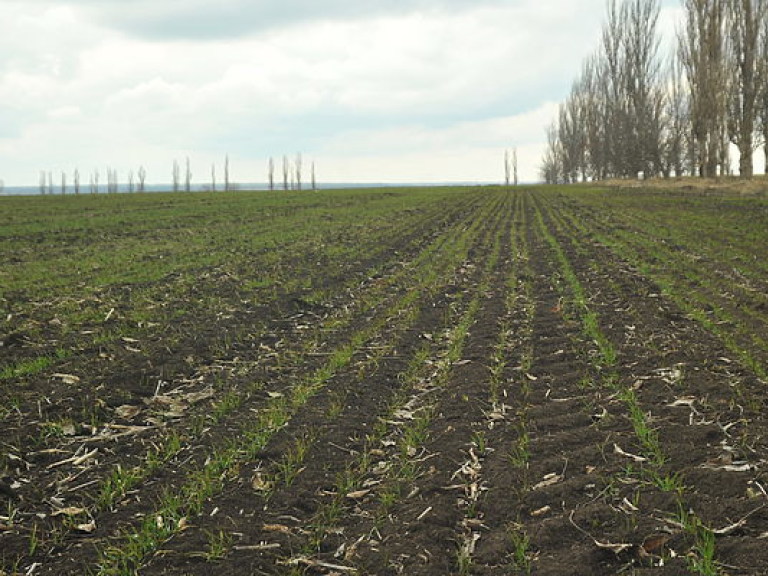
[0,0,682,187]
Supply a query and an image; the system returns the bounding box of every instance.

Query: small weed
[0,356,55,381]
[39,419,71,441]
[508,430,530,469]
[378,483,401,512]
[400,413,431,457]
[456,540,473,576]
[677,505,719,576]
[326,392,347,419]
[396,458,419,484]
[29,523,40,556]
[210,390,241,421]
[471,430,488,457]
[274,432,314,488]
[163,431,183,461]
[689,526,718,576]
[204,529,233,562]
[96,464,142,511]
[654,471,684,494]
[508,524,532,573]
[334,466,357,496]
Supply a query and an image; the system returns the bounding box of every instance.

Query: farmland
[2,185,768,575]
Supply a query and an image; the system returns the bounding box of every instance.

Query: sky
[0,0,683,188]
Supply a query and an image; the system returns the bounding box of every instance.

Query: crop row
[0,188,504,574]
[527,187,768,574]
[135,190,517,575]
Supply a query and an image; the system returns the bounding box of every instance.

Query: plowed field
[2,186,768,575]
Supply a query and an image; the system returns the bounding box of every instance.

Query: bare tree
[571,56,606,179]
[660,54,691,177]
[172,160,180,192]
[311,161,317,190]
[540,121,564,184]
[680,0,728,177]
[137,166,147,193]
[592,0,665,178]
[295,153,303,191]
[760,15,768,166]
[599,0,628,177]
[504,150,511,185]
[48,171,53,196]
[760,10,768,168]
[513,148,519,185]
[580,56,608,180]
[268,157,275,191]
[73,169,80,194]
[624,0,665,176]
[224,155,230,192]
[61,172,66,195]
[91,170,100,194]
[725,0,768,178]
[106,168,119,193]
[128,170,135,193]
[39,171,47,195]
[211,164,216,192]
[282,155,290,191]
[0,179,4,195]
[184,157,192,192]
[558,97,585,182]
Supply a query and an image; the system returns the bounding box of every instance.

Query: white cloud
[0,0,684,187]
[72,0,513,40]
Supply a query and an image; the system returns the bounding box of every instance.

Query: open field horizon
[0,181,506,197]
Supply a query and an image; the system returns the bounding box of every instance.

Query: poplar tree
[224,155,230,192]
[137,167,147,193]
[185,157,192,192]
[295,153,303,191]
[172,160,180,192]
[725,0,768,177]
[679,0,728,176]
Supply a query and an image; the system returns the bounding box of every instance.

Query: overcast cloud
[0,1,682,187]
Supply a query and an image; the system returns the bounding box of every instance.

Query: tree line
[541,0,768,183]
[504,148,519,186]
[34,154,317,195]
[267,153,317,191]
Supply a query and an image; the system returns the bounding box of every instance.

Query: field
[2,185,768,575]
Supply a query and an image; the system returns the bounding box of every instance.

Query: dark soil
[3,188,768,575]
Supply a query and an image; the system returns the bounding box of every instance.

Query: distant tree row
[38,167,148,195]
[267,154,317,191]
[541,0,768,183]
[35,154,319,195]
[170,156,233,192]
